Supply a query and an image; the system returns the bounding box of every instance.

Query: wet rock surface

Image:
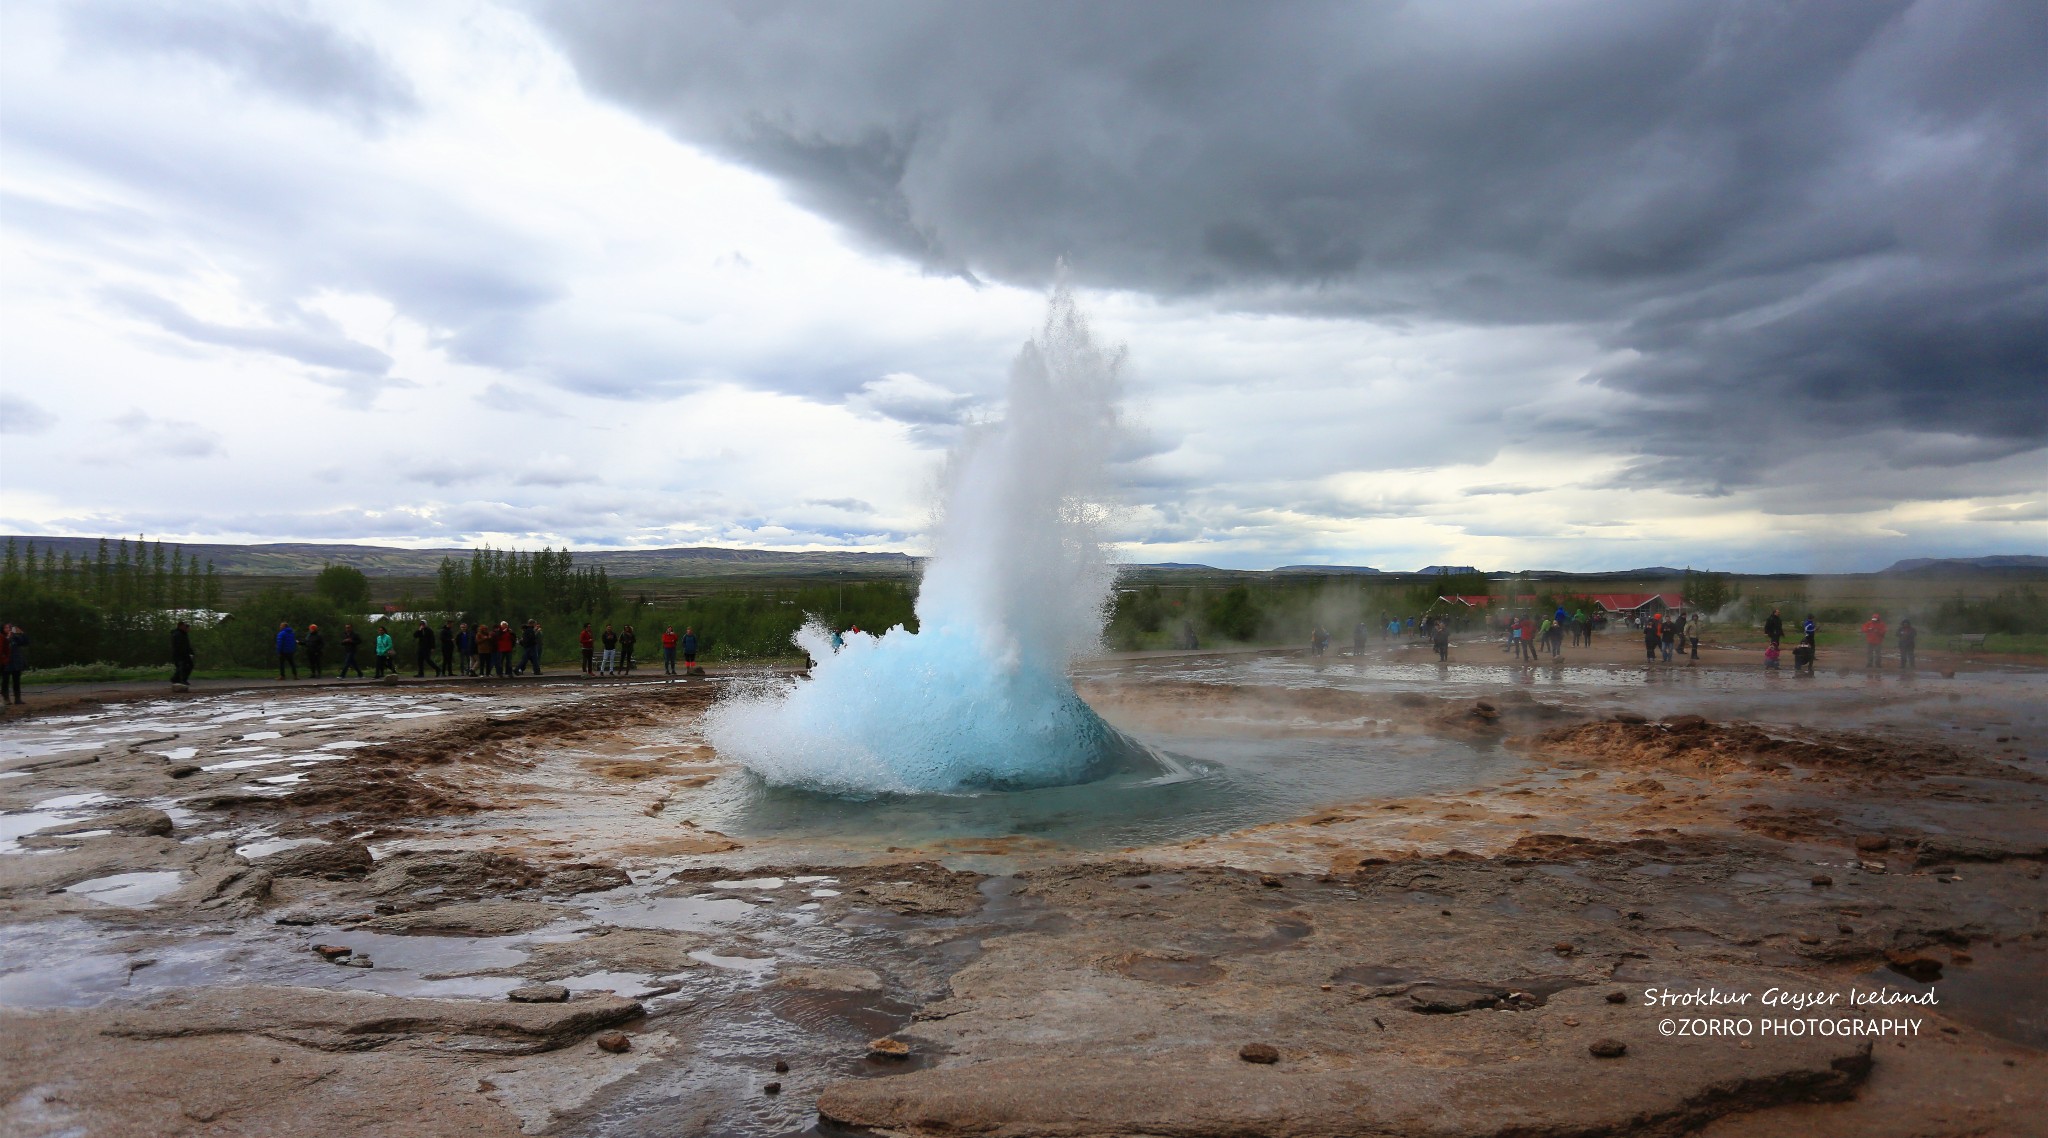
[0,665,2042,1136]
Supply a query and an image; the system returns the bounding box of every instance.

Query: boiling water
[707,282,1141,795]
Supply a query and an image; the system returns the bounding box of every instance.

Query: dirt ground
[1,645,2042,1137]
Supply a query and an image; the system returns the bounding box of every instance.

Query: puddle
[559,970,674,997]
[584,894,760,933]
[235,837,321,859]
[690,950,779,974]
[65,871,187,908]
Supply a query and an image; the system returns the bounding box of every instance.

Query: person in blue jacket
[681,627,698,672]
[276,622,299,679]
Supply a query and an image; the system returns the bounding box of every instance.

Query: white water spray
[706,282,1137,795]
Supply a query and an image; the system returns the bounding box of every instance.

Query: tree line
[0,537,225,667]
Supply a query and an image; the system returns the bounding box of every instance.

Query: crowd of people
[1759,606,1918,673]
[253,618,705,683]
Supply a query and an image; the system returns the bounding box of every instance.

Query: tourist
[1,623,22,704]
[1659,613,1677,663]
[338,623,364,678]
[476,622,495,677]
[520,620,543,675]
[1860,612,1887,669]
[1803,614,1817,642]
[1897,619,1917,670]
[1432,617,1450,661]
[1642,617,1660,662]
[1764,607,1784,648]
[579,622,595,675]
[661,626,678,674]
[1686,611,1702,661]
[303,623,325,678]
[1309,625,1328,657]
[620,625,638,673]
[170,620,194,686]
[276,622,299,680]
[1793,632,1816,675]
[1353,620,1367,657]
[440,620,456,678]
[600,623,618,675]
[413,619,440,678]
[682,626,698,672]
[1764,642,1781,671]
[495,621,516,677]
[1510,617,1526,660]
[374,624,396,679]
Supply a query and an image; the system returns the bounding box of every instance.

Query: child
[1764,643,1781,671]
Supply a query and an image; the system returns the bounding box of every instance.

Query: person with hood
[338,623,364,678]
[412,619,438,677]
[1,623,22,704]
[1764,607,1784,648]
[303,623,325,678]
[1897,618,1918,670]
[661,626,679,674]
[493,621,515,677]
[276,622,299,680]
[374,624,395,679]
[476,621,495,677]
[520,620,543,676]
[1860,612,1887,669]
[1803,614,1818,642]
[168,620,195,686]
[440,620,456,678]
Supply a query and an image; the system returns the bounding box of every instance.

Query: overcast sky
[2,0,2042,572]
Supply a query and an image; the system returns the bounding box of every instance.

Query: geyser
[706,282,1142,795]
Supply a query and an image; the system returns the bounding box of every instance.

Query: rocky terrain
[1,653,2042,1136]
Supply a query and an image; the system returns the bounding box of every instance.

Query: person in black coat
[170,621,195,686]
[413,619,441,677]
[440,621,456,677]
[1763,607,1784,648]
[303,624,326,678]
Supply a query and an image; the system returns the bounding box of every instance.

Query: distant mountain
[1272,564,1382,574]
[2,537,921,578]
[1132,562,1220,570]
[1883,555,2048,575]
[1414,565,1481,576]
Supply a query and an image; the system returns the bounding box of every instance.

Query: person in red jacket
[1860,613,1887,669]
[494,621,516,678]
[579,622,595,675]
[661,626,679,675]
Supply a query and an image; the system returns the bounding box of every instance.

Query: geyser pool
[707,282,1138,795]
[693,728,1522,851]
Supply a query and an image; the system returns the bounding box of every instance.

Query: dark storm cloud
[534,0,2047,489]
[64,0,418,129]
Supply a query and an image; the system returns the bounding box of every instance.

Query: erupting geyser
[706,282,1146,795]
